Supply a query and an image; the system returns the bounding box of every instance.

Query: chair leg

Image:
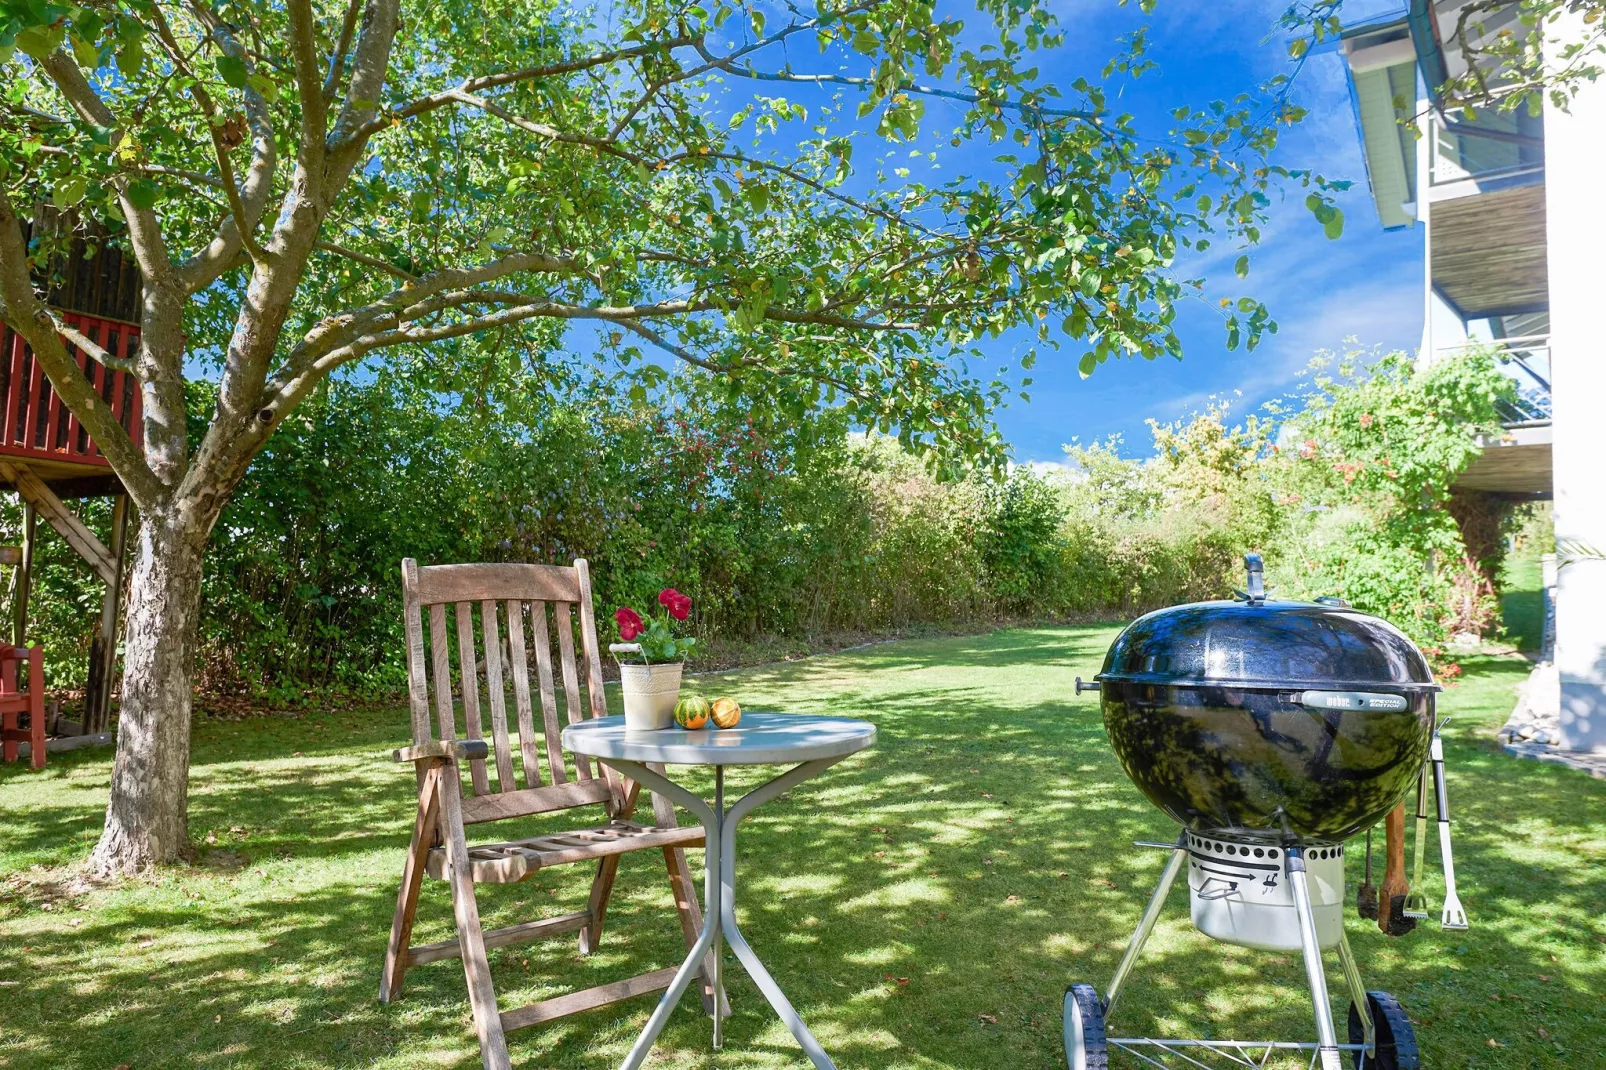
[439,764,512,1070]
[381,763,442,1003]
[663,842,726,1018]
[649,771,725,1020]
[28,656,44,771]
[579,854,623,955]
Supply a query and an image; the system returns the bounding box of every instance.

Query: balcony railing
[1428,108,1545,187]
[1437,335,1550,426]
[0,310,144,472]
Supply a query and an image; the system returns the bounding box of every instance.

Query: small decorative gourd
[674,694,711,729]
[710,696,742,729]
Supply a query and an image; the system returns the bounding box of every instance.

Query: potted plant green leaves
[610,588,696,730]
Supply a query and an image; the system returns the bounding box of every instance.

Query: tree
[1285,1,1606,113]
[0,0,1342,872]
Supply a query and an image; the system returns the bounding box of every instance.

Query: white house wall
[1544,7,1606,754]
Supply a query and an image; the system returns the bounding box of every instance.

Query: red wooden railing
[0,311,143,470]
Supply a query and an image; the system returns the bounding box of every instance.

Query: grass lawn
[3,626,1603,1069]
[1499,543,1547,655]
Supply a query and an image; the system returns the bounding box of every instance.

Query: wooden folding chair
[380,558,722,1069]
[0,645,45,770]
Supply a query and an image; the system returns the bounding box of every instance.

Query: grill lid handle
[1242,553,1265,604]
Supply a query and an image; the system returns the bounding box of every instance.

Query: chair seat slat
[423,821,706,883]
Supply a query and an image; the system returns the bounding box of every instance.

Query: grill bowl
[1096,595,1438,843]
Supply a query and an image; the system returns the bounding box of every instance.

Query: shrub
[0,347,1518,698]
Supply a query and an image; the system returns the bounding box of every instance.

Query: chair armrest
[392,739,490,763]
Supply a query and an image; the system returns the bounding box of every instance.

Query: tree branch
[0,192,161,507]
[339,36,699,147]
[720,64,1097,122]
[322,0,364,100]
[282,0,330,152]
[49,314,138,373]
[40,53,176,284]
[147,4,276,275]
[314,239,418,281]
[446,90,646,163]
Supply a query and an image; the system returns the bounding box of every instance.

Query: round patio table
[563,711,876,1070]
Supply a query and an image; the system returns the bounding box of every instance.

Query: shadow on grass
[1,629,1601,1068]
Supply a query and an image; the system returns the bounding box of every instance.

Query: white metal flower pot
[617,660,683,731]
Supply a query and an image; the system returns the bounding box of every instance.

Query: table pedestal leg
[603,757,846,1070]
[719,758,842,1069]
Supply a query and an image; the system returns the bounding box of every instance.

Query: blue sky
[978,0,1423,464]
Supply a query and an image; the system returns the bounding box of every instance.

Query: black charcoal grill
[1094,554,1437,844]
[1063,555,1445,1070]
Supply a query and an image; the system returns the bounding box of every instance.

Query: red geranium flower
[615,606,644,641]
[659,588,692,621]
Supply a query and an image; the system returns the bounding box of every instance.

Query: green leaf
[216,55,248,88]
[70,31,98,68]
[1233,254,1249,279]
[1078,352,1097,379]
[1322,208,1344,240]
[53,176,87,208]
[125,179,161,210]
[116,36,144,78]
[247,72,279,103]
[16,23,66,60]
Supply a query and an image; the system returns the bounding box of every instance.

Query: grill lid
[1096,554,1440,693]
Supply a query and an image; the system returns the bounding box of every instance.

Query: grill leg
[1337,930,1375,1055]
[1103,831,1187,1016]
[1286,846,1343,1070]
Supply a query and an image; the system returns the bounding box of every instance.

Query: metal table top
[563,711,875,766]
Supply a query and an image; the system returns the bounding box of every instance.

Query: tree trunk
[88,507,209,875]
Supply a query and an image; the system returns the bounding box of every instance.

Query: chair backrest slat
[505,599,543,787]
[402,561,432,742]
[461,779,612,824]
[401,558,616,824]
[428,603,456,740]
[552,601,592,782]
[576,560,609,722]
[454,602,492,795]
[528,601,568,785]
[412,562,580,606]
[479,598,517,791]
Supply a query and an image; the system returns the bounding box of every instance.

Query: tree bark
[88,506,210,874]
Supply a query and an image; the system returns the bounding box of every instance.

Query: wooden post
[13,502,34,647]
[85,494,129,734]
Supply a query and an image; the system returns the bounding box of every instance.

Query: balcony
[1429,107,1545,197]
[1438,336,1552,496]
[1427,110,1549,320]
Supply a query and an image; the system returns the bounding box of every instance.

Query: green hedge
[0,347,1517,697]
